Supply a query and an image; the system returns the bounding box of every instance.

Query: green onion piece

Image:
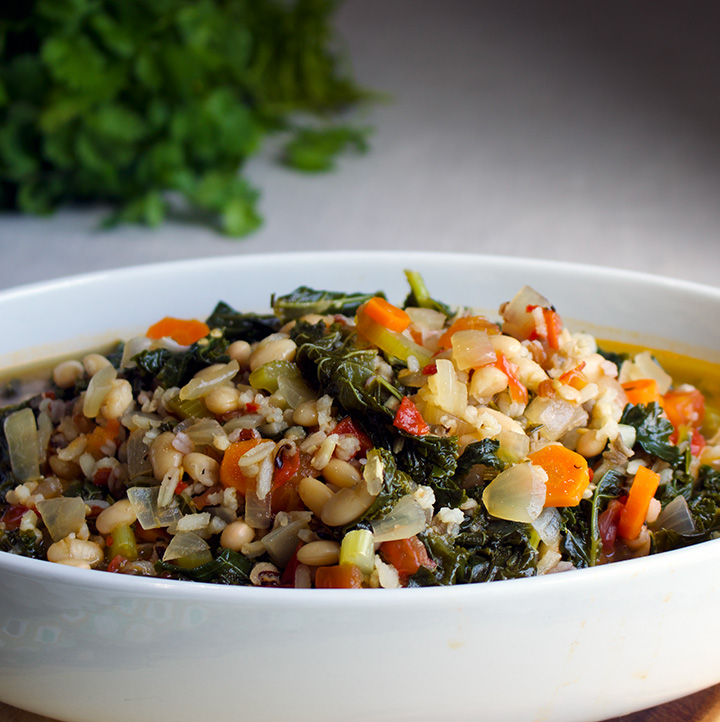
[339,529,375,574]
[248,359,299,393]
[108,523,138,562]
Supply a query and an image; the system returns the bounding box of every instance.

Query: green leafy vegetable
[620,402,682,465]
[156,547,254,585]
[205,301,281,343]
[273,286,380,323]
[0,0,372,235]
[403,270,453,317]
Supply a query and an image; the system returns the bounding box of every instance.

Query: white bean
[96,499,137,536]
[47,537,104,566]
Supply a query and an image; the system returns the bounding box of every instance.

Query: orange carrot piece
[528,444,591,507]
[622,378,663,407]
[493,353,528,405]
[618,465,660,541]
[359,297,410,333]
[437,315,500,351]
[146,316,210,346]
[315,563,364,589]
[558,362,589,390]
[219,438,263,494]
[85,418,121,458]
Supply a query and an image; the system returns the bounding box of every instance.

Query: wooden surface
[2,685,720,722]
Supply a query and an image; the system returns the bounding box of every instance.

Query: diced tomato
[106,554,126,573]
[174,480,189,495]
[273,448,300,488]
[333,416,373,458]
[379,536,436,584]
[526,305,563,350]
[393,396,429,436]
[280,544,302,588]
[219,438,264,494]
[664,388,705,432]
[193,483,223,510]
[315,564,364,589]
[598,499,625,555]
[1,504,28,531]
[422,362,438,375]
[92,466,113,488]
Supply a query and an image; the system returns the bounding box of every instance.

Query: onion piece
[426,358,467,416]
[245,489,272,529]
[3,407,40,482]
[405,307,447,331]
[500,285,551,341]
[83,363,117,418]
[179,359,239,400]
[120,336,153,368]
[371,494,427,542]
[451,330,496,371]
[126,429,152,479]
[277,373,315,409]
[127,484,183,529]
[524,396,587,441]
[618,351,673,395]
[654,495,695,534]
[262,515,312,567]
[530,507,561,547]
[482,462,547,523]
[36,497,87,542]
[162,531,212,567]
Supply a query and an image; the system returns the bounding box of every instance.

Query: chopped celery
[248,359,300,393]
[108,523,138,562]
[339,528,375,574]
[355,314,431,368]
[165,393,212,420]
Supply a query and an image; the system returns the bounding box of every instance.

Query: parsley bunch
[0,0,371,235]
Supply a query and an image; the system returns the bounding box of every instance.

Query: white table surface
[1,0,719,293]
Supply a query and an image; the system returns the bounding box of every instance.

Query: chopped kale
[155,547,253,585]
[620,401,682,466]
[356,449,415,522]
[272,286,380,323]
[402,270,453,318]
[130,334,230,389]
[0,529,48,559]
[205,301,280,343]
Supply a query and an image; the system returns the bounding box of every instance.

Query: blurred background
[1,0,719,290]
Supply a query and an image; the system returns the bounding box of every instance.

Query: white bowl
[1,251,720,722]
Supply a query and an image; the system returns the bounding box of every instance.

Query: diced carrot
[558,362,589,390]
[85,418,121,458]
[358,297,410,333]
[542,308,563,349]
[437,315,500,351]
[379,536,436,584]
[528,444,591,507]
[315,563,364,589]
[393,396,429,436]
[622,379,663,406]
[663,388,705,431]
[219,438,263,494]
[146,316,210,346]
[493,353,528,405]
[618,465,660,541]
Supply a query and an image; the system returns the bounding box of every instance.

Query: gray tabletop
[1,0,719,291]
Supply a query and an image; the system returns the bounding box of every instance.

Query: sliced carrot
[315,563,364,589]
[379,536,436,584]
[558,362,589,390]
[146,316,210,346]
[528,444,591,507]
[359,297,410,333]
[219,438,263,494]
[622,379,663,406]
[618,465,660,541]
[493,353,528,405]
[85,418,121,458]
[437,315,500,351]
[542,308,563,350]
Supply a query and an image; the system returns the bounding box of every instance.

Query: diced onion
[482,462,547,523]
[501,285,551,340]
[427,358,467,416]
[245,489,272,529]
[405,307,447,331]
[179,359,239,400]
[120,336,153,369]
[36,497,87,542]
[82,363,117,418]
[162,531,212,566]
[4,407,40,482]
[126,429,152,479]
[654,495,695,534]
[277,373,315,409]
[371,494,427,542]
[451,330,496,371]
[530,507,561,547]
[262,515,312,567]
[524,396,587,441]
[127,484,183,529]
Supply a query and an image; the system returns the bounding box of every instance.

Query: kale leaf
[620,402,682,465]
[402,270,453,317]
[273,286,380,324]
[205,301,280,343]
[356,449,415,522]
[156,548,253,585]
[130,335,229,390]
[0,529,48,559]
